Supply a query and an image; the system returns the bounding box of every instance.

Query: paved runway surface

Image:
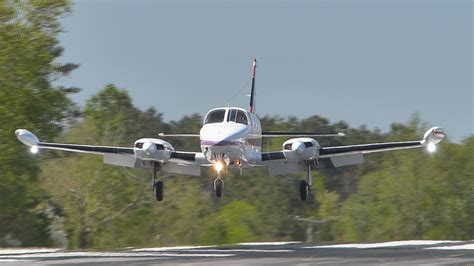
[1,240,474,265]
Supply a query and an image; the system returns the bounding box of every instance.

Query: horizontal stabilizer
[262,132,345,137]
[158,133,200,137]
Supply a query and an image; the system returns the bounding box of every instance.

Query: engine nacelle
[133,138,174,162]
[283,137,320,161]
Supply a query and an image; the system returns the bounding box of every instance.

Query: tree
[0,0,77,246]
[199,200,261,244]
[40,85,185,248]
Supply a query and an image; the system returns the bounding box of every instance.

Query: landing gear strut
[300,163,312,201]
[152,162,163,201]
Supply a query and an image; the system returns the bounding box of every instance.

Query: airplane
[15,59,446,202]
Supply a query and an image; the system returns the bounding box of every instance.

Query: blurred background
[0,0,472,249]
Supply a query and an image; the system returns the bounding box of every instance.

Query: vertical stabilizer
[249,58,257,113]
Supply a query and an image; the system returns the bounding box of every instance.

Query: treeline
[0,1,472,249]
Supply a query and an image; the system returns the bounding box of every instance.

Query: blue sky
[57,0,472,142]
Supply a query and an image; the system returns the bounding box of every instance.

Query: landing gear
[300,180,309,201]
[300,163,313,201]
[152,162,164,201]
[154,181,164,201]
[212,161,225,198]
[214,177,224,198]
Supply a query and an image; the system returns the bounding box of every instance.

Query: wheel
[300,180,309,201]
[154,181,164,201]
[214,179,223,198]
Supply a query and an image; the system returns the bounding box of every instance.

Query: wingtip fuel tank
[15,129,39,147]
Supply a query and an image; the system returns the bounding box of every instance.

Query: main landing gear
[152,162,163,201]
[300,163,312,201]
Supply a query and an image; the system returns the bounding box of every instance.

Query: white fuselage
[200,107,261,166]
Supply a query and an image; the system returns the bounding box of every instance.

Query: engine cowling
[133,138,174,161]
[282,137,320,161]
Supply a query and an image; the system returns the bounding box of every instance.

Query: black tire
[154,181,164,201]
[215,179,223,198]
[300,180,309,201]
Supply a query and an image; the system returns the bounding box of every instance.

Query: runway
[1,240,473,265]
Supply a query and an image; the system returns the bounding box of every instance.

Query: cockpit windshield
[204,109,226,124]
[227,109,248,125]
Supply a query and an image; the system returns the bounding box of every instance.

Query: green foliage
[0,0,472,249]
[313,185,340,241]
[167,114,202,151]
[7,79,473,248]
[0,0,75,247]
[40,85,169,248]
[334,136,474,241]
[198,200,260,244]
[6,81,474,248]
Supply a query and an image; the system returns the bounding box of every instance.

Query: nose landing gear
[213,161,225,198]
[214,175,224,198]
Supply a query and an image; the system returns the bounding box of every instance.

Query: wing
[260,127,446,175]
[319,127,446,158]
[319,140,422,157]
[15,129,206,176]
[31,142,135,154]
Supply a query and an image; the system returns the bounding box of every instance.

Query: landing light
[214,161,224,173]
[427,142,436,153]
[30,145,39,154]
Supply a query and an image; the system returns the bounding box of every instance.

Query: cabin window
[227,109,237,122]
[134,142,164,150]
[226,109,248,125]
[304,142,314,148]
[236,111,248,125]
[205,109,226,124]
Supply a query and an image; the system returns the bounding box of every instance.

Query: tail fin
[249,58,257,113]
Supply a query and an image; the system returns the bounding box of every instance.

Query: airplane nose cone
[215,130,247,146]
[200,124,249,147]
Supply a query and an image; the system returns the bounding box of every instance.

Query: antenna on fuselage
[248,58,257,114]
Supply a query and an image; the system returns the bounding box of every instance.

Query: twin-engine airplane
[16,59,446,201]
